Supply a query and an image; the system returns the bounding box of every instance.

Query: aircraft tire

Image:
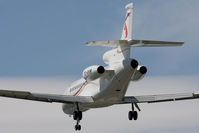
[78,111,82,120]
[78,125,81,130]
[75,125,81,131]
[133,111,138,120]
[75,125,78,131]
[128,111,133,120]
[73,111,78,120]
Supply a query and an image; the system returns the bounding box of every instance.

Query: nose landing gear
[73,111,82,131]
[74,117,81,131]
[73,103,82,131]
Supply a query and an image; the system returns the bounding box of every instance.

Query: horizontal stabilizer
[85,40,184,47]
[128,40,184,47]
[85,40,126,47]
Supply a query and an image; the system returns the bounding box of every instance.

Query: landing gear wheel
[73,111,78,120]
[78,125,81,130]
[78,111,82,120]
[75,125,78,131]
[128,111,133,120]
[73,111,82,120]
[128,111,138,121]
[75,124,81,131]
[133,111,138,120]
[75,125,81,131]
[128,103,139,121]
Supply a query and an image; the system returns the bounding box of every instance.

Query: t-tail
[85,3,184,62]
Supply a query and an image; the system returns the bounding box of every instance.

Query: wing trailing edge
[0,90,94,103]
[122,93,199,103]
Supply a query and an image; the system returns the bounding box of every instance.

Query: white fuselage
[62,2,136,115]
[62,56,136,115]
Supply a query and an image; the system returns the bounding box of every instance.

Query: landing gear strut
[128,103,140,121]
[73,103,82,131]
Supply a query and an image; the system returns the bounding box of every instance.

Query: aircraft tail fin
[121,3,133,40]
[86,3,184,48]
[85,3,184,62]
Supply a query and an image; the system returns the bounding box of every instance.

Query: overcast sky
[0,77,198,133]
[0,0,199,132]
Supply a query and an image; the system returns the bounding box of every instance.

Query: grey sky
[0,76,198,133]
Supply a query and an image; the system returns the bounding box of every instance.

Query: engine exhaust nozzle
[131,59,138,69]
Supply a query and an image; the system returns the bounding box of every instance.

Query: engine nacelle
[131,66,147,81]
[83,65,105,81]
[130,59,139,69]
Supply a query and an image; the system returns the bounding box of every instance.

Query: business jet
[0,3,198,131]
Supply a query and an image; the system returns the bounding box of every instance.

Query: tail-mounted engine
[130,59,138,69]
[122,58,139,69]
[131,66,147,81]
[83,65,105,81]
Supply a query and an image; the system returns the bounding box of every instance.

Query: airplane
[0,2,198,131]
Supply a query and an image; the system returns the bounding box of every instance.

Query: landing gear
[73,111,82,131]
[128,103,140,121]
[128,110,138,120]
[75,124,81,131]
[73,103,82,131]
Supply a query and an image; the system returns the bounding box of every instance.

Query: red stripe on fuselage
[73,81,87,96]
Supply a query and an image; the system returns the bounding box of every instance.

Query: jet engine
[131,66,147,81]
[122,59,139,69]
[83,65,105,81]
[130,59,139,69]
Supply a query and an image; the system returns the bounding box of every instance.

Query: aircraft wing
[123,93,199,103]
[0,90,94,103]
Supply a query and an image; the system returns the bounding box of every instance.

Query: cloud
[0,76,198,133]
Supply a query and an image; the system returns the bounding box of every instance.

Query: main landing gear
[128,103,140,121]
[73,103,82,131]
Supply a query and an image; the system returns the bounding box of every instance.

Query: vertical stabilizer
[121,3,133,41]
